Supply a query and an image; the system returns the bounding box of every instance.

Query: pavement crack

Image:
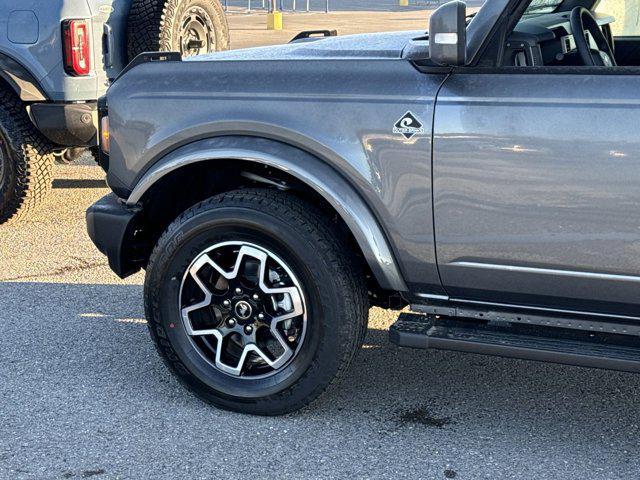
[1,257,108,281]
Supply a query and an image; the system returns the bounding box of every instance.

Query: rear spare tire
[126,0,230,60]
[0,88,54,224]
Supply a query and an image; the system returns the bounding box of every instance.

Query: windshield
[524,0,563,14]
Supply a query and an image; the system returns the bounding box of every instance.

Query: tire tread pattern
[0,88,54,224]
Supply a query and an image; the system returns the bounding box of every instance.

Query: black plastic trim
[390,313,640,373]
[411,297,640,336]
[27,102,98,147]
[97,95,109,171]
[86,193,142,278]
[114,51,182,83]
[0,52,47,101]
[289,30,337,43]
[452,65,640,75]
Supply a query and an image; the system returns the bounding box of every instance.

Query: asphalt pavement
[1,160,639,480]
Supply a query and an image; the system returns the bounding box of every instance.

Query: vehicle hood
[185,30,424,61]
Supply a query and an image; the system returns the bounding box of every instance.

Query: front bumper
[27,102,98,147]
[86,193,142,278]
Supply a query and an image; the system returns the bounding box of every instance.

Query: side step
[389,313,640,373]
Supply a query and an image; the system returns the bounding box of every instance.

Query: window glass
[596,0,640,36]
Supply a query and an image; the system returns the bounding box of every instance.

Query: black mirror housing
[429,1,467,66]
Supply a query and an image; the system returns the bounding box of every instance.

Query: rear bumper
[86,193,142,278]
[27,102,98,147]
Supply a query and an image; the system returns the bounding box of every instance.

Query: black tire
[144,189,369,415]
[88,146,100,165]
[0,88,54,224]
[126,0,230,60]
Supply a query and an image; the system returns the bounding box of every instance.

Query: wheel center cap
[234,300,253,321]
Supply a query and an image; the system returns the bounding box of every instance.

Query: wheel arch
[0,52,47,102]
[127,136,408,293]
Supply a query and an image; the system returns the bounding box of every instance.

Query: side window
[596,0,640,36]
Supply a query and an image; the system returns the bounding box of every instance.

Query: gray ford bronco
[0,0,228,223]
[88,0,640,415]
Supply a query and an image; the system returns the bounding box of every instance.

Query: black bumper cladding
[28,102,98,147]
[86,193,141,278]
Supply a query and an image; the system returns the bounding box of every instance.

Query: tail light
[62,19,91,76]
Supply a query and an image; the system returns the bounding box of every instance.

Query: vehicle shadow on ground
[3,281,639,455]
[52,179,107,189]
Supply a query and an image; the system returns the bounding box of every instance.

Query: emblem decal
[393,111,425,139]
[98,4,115,14]
[234,300,253,320]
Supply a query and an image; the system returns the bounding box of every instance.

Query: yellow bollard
[399,0,408,5]
[267,11,283,30]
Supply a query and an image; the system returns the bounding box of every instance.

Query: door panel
[433,72,640,316]
[613,37,640,65]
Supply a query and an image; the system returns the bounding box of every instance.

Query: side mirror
[429,1,467,66]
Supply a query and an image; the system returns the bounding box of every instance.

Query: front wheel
[144,189,368,415]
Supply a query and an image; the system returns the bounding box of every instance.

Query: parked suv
[0,0,229,223]
[88,0,640,415]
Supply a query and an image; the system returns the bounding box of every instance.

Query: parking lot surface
[1,159,639,480]
[224,4,483,49]
[226,9,434,48]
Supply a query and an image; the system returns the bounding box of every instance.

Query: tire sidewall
[0,91,53,224]
[0,128,16,210]
[146,203,351,407]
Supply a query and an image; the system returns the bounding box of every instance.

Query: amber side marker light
[101,116,110,154]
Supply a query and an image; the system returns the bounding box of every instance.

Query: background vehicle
[0,0,229,223]
[88,0,640,414]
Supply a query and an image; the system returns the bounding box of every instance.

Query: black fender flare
[0,52,47,101]
[127,136,408,292]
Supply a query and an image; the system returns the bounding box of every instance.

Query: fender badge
[98,4,115,14]
[393,111,425,139]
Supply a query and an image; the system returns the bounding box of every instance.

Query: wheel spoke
[181,253,216,335]
[269,287,304,323]
[268,288,303,366]
[210,335,286,377]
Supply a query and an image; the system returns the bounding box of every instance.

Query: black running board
[389,313,640,373]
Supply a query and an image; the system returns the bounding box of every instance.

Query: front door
[433,72,640,317]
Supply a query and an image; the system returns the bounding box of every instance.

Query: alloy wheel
[179,241,307,378]
[178,6,216,56]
